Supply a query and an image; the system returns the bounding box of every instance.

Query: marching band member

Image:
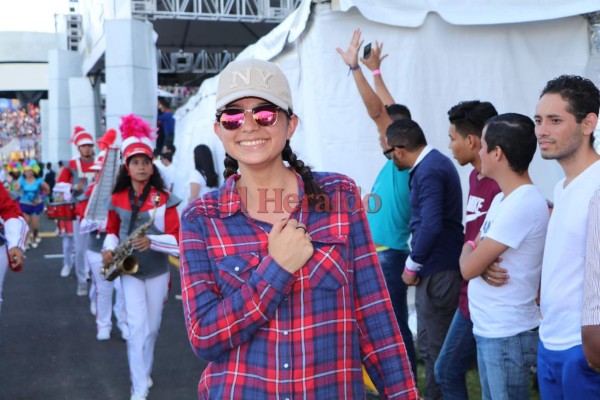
[0,184,28,318]
[57,126,96,295]
[53,182,75,278]
[79,129,128,341]
[101,114,180,400]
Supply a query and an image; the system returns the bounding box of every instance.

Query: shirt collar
[410,145,433,173]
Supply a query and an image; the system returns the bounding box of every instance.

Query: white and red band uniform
[0,185,29,315]
[103,186,180,278]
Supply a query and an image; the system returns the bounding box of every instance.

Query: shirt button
[234,266,240,272]
[283,330,289,336]
[284,363,289,369]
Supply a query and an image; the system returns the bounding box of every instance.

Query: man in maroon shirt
[435,100,501,399]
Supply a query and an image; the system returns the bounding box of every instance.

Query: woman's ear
[286,114,298,140]
[214,122,222,140]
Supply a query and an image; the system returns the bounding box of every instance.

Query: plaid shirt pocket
[307,235,349,290]
[215,252,260,295]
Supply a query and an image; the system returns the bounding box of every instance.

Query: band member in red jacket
[0,184,29,318]
[101,114,180,400]
[79,129,128,341]
[57,126,96,295]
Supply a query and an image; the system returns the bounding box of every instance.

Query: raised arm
[361,40,395,106]
[336,28,392,151]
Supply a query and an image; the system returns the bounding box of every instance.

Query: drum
[47,202,77,220]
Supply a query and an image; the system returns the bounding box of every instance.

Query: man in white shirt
[154,144,176,192]
[459,112,549,399]
[534,75,600,398]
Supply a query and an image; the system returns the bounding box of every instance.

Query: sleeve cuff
[405,255,423,272]
[5,217,29,250]
[256,255,296,294]
[102,233,119,251]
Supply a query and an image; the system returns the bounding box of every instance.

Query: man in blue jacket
[387,119,464,400]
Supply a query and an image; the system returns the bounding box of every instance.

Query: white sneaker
[96,329,110,341]
[90,301,97,316]
[130,394,147,400]
[76,283,88,296]
[119,324,130,341]
[60,264,72,277]
[175,294,182,300]
[30,242,38,249]
[34,237,42,244]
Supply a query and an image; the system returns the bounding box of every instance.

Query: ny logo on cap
[229,68,273,89]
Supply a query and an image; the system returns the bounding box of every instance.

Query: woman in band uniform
[101,114,180,400]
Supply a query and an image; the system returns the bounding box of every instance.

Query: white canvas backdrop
[171,2,591,208]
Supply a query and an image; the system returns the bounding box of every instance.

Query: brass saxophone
[101,193,161,281]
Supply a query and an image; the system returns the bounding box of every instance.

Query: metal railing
[157,48,238,74]
[131,0,301,22]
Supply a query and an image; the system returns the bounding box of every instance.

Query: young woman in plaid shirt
[179,59,418,400]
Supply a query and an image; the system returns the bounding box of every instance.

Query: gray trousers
[73,220,90,285]
[415,269,462,400]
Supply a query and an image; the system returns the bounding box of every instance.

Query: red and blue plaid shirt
[179,171,418,399]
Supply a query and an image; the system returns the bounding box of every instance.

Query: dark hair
[163,143,176,154]
[161,152,173,162]
[386,119,427,151]
[483,113,537,174]
[193,145,219,188]
[46,162,52,170]
[113,155,166,194]
[448,100,498,138]
[58,160,63,168]
[158,97,171,110]
[541,75,600,146]
[385,104,412,121]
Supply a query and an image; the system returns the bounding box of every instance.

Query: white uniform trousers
[0,245,8,318]
[87,250,128,336]
[61,235,74,269]
[73,220,90,284]
[122,271,169,397]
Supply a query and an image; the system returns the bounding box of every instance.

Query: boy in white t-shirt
[460,113,549,400]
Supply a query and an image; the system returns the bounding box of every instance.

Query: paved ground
[0,214,207,400]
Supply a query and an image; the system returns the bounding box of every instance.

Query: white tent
[171,0,600,207]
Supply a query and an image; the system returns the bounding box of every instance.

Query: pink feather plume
[119,114,157,141]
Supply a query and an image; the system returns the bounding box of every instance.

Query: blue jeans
[475,330,538,400]
[434,309,477,400]
[377,248,417,375]
[537,342,600,399]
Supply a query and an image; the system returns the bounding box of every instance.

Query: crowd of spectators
[0,103,41,147]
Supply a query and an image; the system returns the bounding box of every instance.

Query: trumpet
[101,193,161,281]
